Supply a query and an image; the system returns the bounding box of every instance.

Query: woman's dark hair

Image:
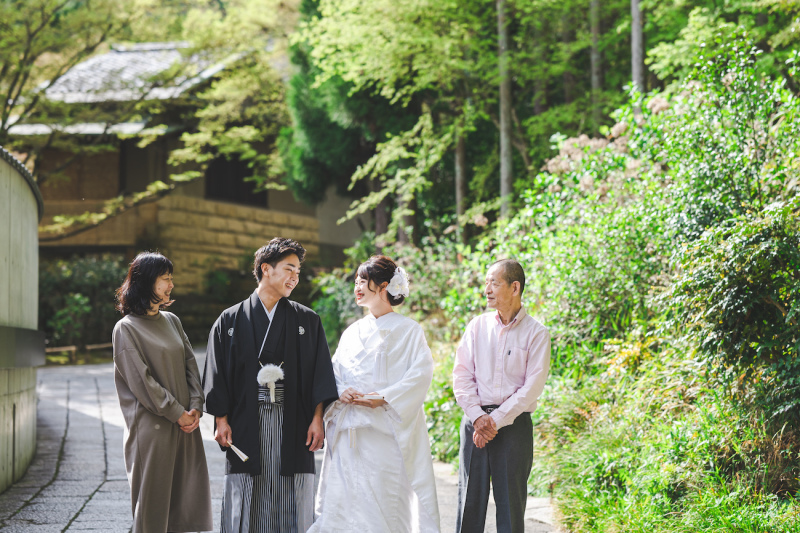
[253,238,306,282]
[356,255,406,306]
[115,252,173,316]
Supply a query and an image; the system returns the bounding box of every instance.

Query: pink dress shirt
[452,307,550,429]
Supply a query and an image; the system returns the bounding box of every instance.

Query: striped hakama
[221,384,315,533]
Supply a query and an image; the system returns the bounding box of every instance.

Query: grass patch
[528,337,800,532]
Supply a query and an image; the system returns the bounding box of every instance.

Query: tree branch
[762,295,796,327]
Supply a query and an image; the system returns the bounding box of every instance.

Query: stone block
[271,212,290,226]
[253,209,278,224]
[160,194,190,211]
[213,202,239,218]
[243,221,266,235]
[292,215,318,231]
[196,198,219,216]
[183,212,209,230]
[156,209,187,227]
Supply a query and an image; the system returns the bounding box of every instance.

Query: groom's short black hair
[490,259,525,295]
[253,238,306,281]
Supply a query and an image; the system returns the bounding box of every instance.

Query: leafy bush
[668,197,800,418]
[528,39,800,531]
[617,42,800,242]
[47,293,92,348]
[311,266,361,352]
[438,129,671,353]
[39,254,127,348]
[424,342,462,463]
[534,334,800,533]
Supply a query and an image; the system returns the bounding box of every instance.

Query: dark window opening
[204,156,267,208]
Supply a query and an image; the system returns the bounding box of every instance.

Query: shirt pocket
[505,347,528,379]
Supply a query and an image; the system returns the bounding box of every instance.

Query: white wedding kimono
[309,312,440,533]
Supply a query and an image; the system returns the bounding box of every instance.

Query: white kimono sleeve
[376,324,434,425]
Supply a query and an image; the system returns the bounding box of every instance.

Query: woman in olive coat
[112,252,212,533]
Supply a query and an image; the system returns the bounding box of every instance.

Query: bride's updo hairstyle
[356,255,407,306]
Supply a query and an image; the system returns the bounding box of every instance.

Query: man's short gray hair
[490,259,525,295]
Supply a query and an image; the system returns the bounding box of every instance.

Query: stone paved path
[0,363,557,532]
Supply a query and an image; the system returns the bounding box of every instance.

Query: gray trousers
[455,414,533,533]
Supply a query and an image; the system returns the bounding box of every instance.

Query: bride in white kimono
[309,255,440,533]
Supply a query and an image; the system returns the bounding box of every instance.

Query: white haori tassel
[373,340,388,385]
[349,427,356,449]
[257,362,284,403]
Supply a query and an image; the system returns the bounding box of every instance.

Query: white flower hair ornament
[257,362,284,403]
[386,267,410,298]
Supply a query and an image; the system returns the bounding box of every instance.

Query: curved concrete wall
[0,148,44,494]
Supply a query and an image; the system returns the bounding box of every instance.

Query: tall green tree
[498,0,513,217]
[0,0,145,179]
[165,0,301,187]
[300,0,507,237]
[282,0,431,240]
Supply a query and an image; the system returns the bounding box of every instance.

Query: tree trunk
[396,194,418,247]
[533,44,547,115]
[498,0,512,217]
[631,0,645,92]
[454,131,467,243]
[562,13,575,104]
[591,0,602,131]
[372,178,389,245]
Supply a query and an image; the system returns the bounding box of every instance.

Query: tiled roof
[43,42,226,103]
[7,121,187,136]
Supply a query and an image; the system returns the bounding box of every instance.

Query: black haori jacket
[202,293,338,476]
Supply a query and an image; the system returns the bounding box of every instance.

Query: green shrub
[439,130,670,354]
[615,41,800,243]
[668,197,800,418]
[537,337,800,533]
[311,266,361,352]
[424,343,462,463]
[47,293,92,348]
[39,254,127,348]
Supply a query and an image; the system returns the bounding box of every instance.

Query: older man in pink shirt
[452,259,550,533]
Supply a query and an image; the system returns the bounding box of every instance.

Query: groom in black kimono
[202,237,338,532]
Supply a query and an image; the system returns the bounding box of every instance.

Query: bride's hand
[352,392,387,409]
[339,387,363,404]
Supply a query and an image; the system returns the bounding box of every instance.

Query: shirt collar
[493,306,527,328]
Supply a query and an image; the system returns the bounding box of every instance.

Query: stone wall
[38,186,333,344]
[157,194,320,294]
[0,148,44,494]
